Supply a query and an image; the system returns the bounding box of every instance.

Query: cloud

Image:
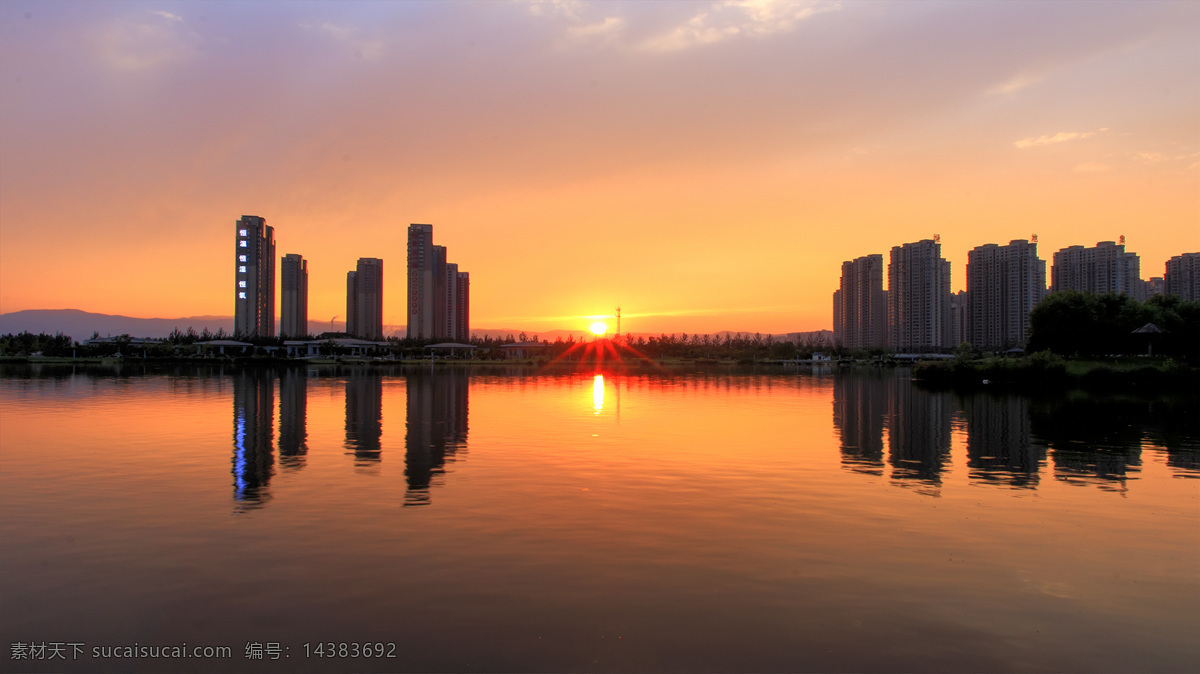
[566,16,623,39]
[521,0,585,20]
[1014,130,1098,149]
[987,71,1045,95]
[524,0,838,52]
[640,0,839,52]
[305,20,384,60]
[92,11,200,71]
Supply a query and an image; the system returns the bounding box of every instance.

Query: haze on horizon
[1,0,1197,335]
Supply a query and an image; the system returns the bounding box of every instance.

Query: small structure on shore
[1131,323,1166,356]
[199,339,254,356]
[424,342,478,359]
[498,341,549,359]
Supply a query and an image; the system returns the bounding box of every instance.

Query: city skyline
[1,1,1197,334]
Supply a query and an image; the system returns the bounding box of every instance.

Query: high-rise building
[234,215,275,338]
[281,254,308,339]
[1164,253,1200,301]
[965,240,1045,350]
[443,261,459,339]
[1051,241,1141,298]
[888,239,952,352]
[834,254,887,349]
[346,271,358,337]
[407,224,470,340]
[949,290,968,347]
[832,289,842,346]
[407,224,436,339]
[455,270,470,342]
[346,258,384,340]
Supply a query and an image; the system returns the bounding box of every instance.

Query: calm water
[1,364,1197,673]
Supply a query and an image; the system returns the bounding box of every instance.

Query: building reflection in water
[278,368,308,470]
[885,377,952,494]
[962,393,1045,489]
[833,373,1200,494]
[231,369,275,509]
[832,373,952,492]
[345,372,384,471]
[832,375,886,476]
[1030,397,1144,493]
[404,369,469,506]
[1165,448,1200,474]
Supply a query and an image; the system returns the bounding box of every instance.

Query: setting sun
[589,322,608,336]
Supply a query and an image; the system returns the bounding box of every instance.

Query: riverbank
[912,354,1200,392]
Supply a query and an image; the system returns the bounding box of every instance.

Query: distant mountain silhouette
[0,309,348,342]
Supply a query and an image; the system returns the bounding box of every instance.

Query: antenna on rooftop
[933,233,941,243]
[1119,234,1126,245]
[1032,233,1038,243]
[615,306,621,340]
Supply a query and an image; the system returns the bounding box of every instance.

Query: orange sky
[1,0,1197,335]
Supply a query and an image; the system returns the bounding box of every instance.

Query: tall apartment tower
[888,239,952,352]
[455,270,470,341]
[444,262,460,339]
[433,245,449,334]
[834,254,888,349]
[234,215,275,338]
[1051,241,1142,298]
[949,290,967,347]
[346,258,384,340]
[965,240,1045,351]
[281,254,308,339]
[408,224,437,339]
[407,224,470,340]
[1164,252,1200,301]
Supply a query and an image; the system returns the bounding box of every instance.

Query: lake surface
[1,364,1197,672]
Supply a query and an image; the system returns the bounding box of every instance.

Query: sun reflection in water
[593,374,604,414]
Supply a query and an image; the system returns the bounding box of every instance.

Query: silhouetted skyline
[2,1,1195,334]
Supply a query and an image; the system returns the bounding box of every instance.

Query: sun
[589,321,608,336]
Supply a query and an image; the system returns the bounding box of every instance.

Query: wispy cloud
[1014,128,1108,149]
[150,10,183,23]
[640,0,839,52]
[987,71,1045,95]
[521,0,585,21]
[304,21,384,60]
[567,16,624,40]
[92,10,200,71]
[523,0,838,52]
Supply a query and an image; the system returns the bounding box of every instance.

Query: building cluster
[233,216,470,341]
[406,224,470,342]
[834,239,1199,352]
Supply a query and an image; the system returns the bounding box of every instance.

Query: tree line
[1027,292,1200,359]
[3,292,1195,360]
